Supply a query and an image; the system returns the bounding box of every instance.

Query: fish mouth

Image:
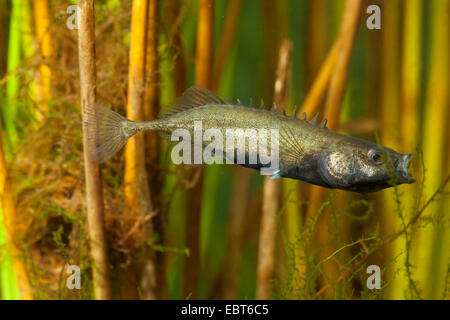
[398,153,415,184]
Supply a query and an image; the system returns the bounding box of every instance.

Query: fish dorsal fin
[293,105,299,118]
[224,96,233,104]
[260,99,266,109]
[309,113,319,125]
[303,112,328,129]
[161,86,225,116]
[292,110,328,129]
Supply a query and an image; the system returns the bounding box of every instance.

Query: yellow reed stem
[390,0,423,299]
[212,0,243,91]
[125,0,152,218]
[378,0,406,298]
[305,0,328,89]
[123,0,156,299]
[0,129,33,299]
[416,0,449,299]
[195,0,214,88]
[299,41,339,118]
[33,0,52,121]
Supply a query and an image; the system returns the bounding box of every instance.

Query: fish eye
[368,149,383,165]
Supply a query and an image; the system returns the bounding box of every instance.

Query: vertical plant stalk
[33,0,52,121]
[0,1,6,75]
[165,0,186,96]
[390,0,423,299]
[212,0,242,91]
[379,0,403,297]
[305,0,328,89]
[0,131,33,299]
[183,0,214,300]
[282,179,303,297]
[0,0,21,300]
[19,0,38,125]
[77,0,111,300]
[323,0,362,127]
[20,0,35,59]
[304,0,362,296]
[262,0,288,104]
[256,40,292,300]
[144,0,165,299]
[401,0,422,153]
[5,0,21,143]
[123,0,156,300]
[416,0,449,299]
[195,0,215,87]
[221,167,251,299]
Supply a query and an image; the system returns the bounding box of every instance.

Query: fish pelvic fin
[84,106,142,163]
[160,86,225,117]
[269,169,281,180]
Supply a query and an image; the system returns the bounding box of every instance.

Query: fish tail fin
[85,106,136,163]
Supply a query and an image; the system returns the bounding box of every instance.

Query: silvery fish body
[88,86,415,193]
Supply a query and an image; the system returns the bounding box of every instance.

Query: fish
[86,86,415,193]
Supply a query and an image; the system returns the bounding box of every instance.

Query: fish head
[317,139,415,193]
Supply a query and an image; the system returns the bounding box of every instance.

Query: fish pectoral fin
[269,169,281,180]
[278,126,304,166]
